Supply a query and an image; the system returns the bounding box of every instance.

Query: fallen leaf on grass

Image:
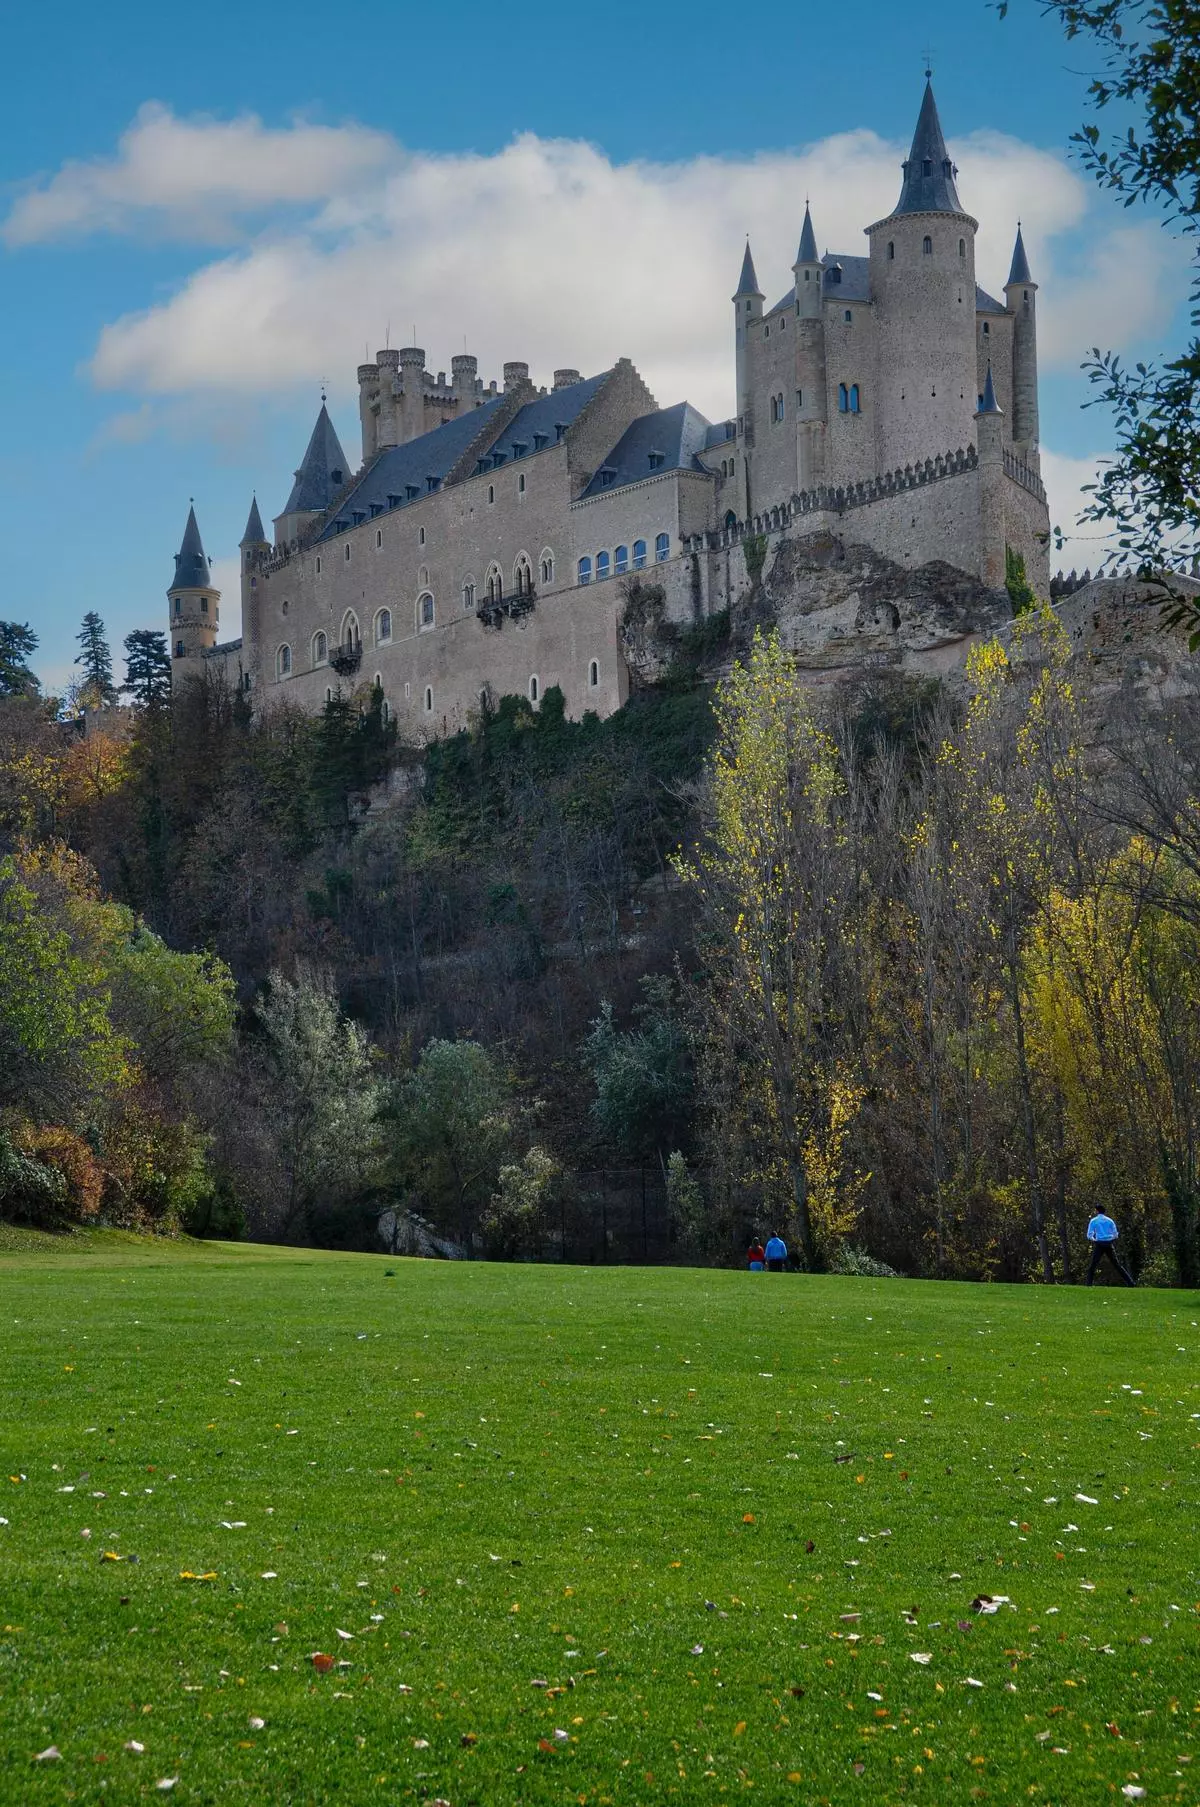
[178,1571,217,1583]
[311,1653,334,1673]
[1074,1494,1098,1506]
[336,1629,353,1641]
[971,1594,1010,1615]
[248,1716,265,1730]
[1121,1789,1145,1801]
[156,1780,179,1792]
[909,1653,933,1666]
[33,1747,61,1762]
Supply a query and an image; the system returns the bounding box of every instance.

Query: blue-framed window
[655,532,669,563]
[632,539,647,570]
[578,556,592,586]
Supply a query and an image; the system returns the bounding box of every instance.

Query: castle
[167,80,1049,732]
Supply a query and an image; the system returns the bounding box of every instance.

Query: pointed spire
[734,238,763,299]
[795,202,819,267]
[893,79,963,216]
[977,361,1002,415]
[170,504,211,592]
[1007,221,1033,286]
[240,495,266,546]
[281,402,351,516]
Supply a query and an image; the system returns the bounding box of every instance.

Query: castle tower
[274,402,351,548]
[239,495,268,688]
[733,240,763,434]
[396,347,426,445]
[452,353,478,413]
[866,79,979,473]
[167,505,220,676]
[1004,223,1040,467]
[791,202,829,492]
[375,349,402,451]
[975,362,1007,588]
[792,203,821,319]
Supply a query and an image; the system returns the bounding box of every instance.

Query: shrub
[3,1125,103,1226]
[829,1243,899,1279]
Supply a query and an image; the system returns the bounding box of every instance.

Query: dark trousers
[767,1258,785,1272]
[1086,1242,1134,1286]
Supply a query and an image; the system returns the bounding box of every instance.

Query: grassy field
[0,1241,1197,1805]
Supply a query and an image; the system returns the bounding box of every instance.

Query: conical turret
[893,80,963,216]
[1005,222,1040,462]
[167,504,220,671]
[1007,222,1033,287]
[281,403,350,516]
[734,239,763,300]
[793,202,822,317]
[240,495,267,546]
[171,504,211,591]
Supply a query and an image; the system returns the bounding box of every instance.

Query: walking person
[1085,1206,1135,1286]
[764,1232,788,1273]
[747,1238,766,1272]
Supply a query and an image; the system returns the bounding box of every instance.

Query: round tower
[239,495,268,691]
[1004,223,1040,467]
[396,346,426,444]
[866,80,979,474]
[375,348,401,450]
[733,238,764,453]
[167,504,220,677]
[792,202,822,320]
[791,202,829,491]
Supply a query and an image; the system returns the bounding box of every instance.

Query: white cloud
[3,103,396,246]
[9,106,1190,445]
[1041,446,1116,573]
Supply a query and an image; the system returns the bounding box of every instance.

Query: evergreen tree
[122,630,172,709]
[0,622,39,697]
[75,612,117,709]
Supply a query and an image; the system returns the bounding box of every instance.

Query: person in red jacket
[747,1239,766,1272]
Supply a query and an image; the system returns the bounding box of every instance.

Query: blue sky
[1,0,1188,692]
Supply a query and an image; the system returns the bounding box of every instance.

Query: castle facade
[168,81,1049,731]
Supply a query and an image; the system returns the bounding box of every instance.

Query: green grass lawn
[1,1242,1198,1805]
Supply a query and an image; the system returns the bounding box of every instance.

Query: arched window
[514,555,532,597]
[596,550,611,581]
[654,532,670,563]
[850,384,861,414]
[418,592,435,628]
[983,321,990,338]
[614,544,629,575]
[540,550,554,584]
[344,541,351,562]
[529,675,540,704]
[777,392,785,418]
[632,539,647,570]
[769,395,777,424]
[487,565,503,603]
[312,631,328,666]
[518,472,526,497]
[923,235,933,256]
[958,238,966,259]
[487,483,495,505]
[381,698,390,725]
[175,639,185,658]
[373,671,382,691]
[276,644,292,678]
[588,659,599,688]
[578,556,592,586]
[887,240,894,260]
[376,528,383,548]
[424,686,433,713]
[844,310,852,324]
[315,557,322,575]
[838,383,849,413]
[375,608,392,644]
[341,612,360,649]
[174,597,181,616]
[418,565,429,588]
[463,579,476,612]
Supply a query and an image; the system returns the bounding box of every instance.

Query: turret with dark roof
[1007,222,1034,287]
[734,239,763,299]
[977,361,1002,415]
[281,403,351,517]
[169,505,213,593]
[240,495,266,546]
[795,203,819,267]
[892,80,963,216]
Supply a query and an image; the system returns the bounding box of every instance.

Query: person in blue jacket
[1085,1208,1135,1286]
[764,1232,788,1273]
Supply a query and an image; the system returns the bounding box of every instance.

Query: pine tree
[0,622,39,697]
[122,630,172,709]
[74,612,117,708]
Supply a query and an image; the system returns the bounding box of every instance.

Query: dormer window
[648,451,664,469]
[492,451,506,467]
[426,475,440,492]
[512,442,527,458]
[331,468,343,486]
[599,467,616,487]
[386,492,401,507]
[533,432,548,450]
[922,158,932,177]
[406,485,419,500]
[555,423,567,442]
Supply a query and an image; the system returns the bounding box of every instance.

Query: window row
[172,596,219,621]
[577,534,669,585]
[277,657,605,706]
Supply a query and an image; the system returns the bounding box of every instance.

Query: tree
[677,630,857,1270]
[383,1039,522,1249]
[75,613,117,710]
[582,976,692,1170]
[122,630,172,709]
[0,622,39,697]
[244,967,382,1236]
[1004,2,1200,628]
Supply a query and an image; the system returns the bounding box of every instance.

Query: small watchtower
[167,505,220,676]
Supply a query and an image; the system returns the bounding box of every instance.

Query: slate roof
[977,362,1002,414]
[704,419,737,450]
[282,404,352,516]
[579,402,713,500]
[240,496,266,545]
[893,80,964,216]
[170,505,211,593]
[485,373,609,465]
[735,240,763,297]
[796,204,819,266]
[976,283,1007,315]
[1008,223,1033,285]
[319,392,508,539]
